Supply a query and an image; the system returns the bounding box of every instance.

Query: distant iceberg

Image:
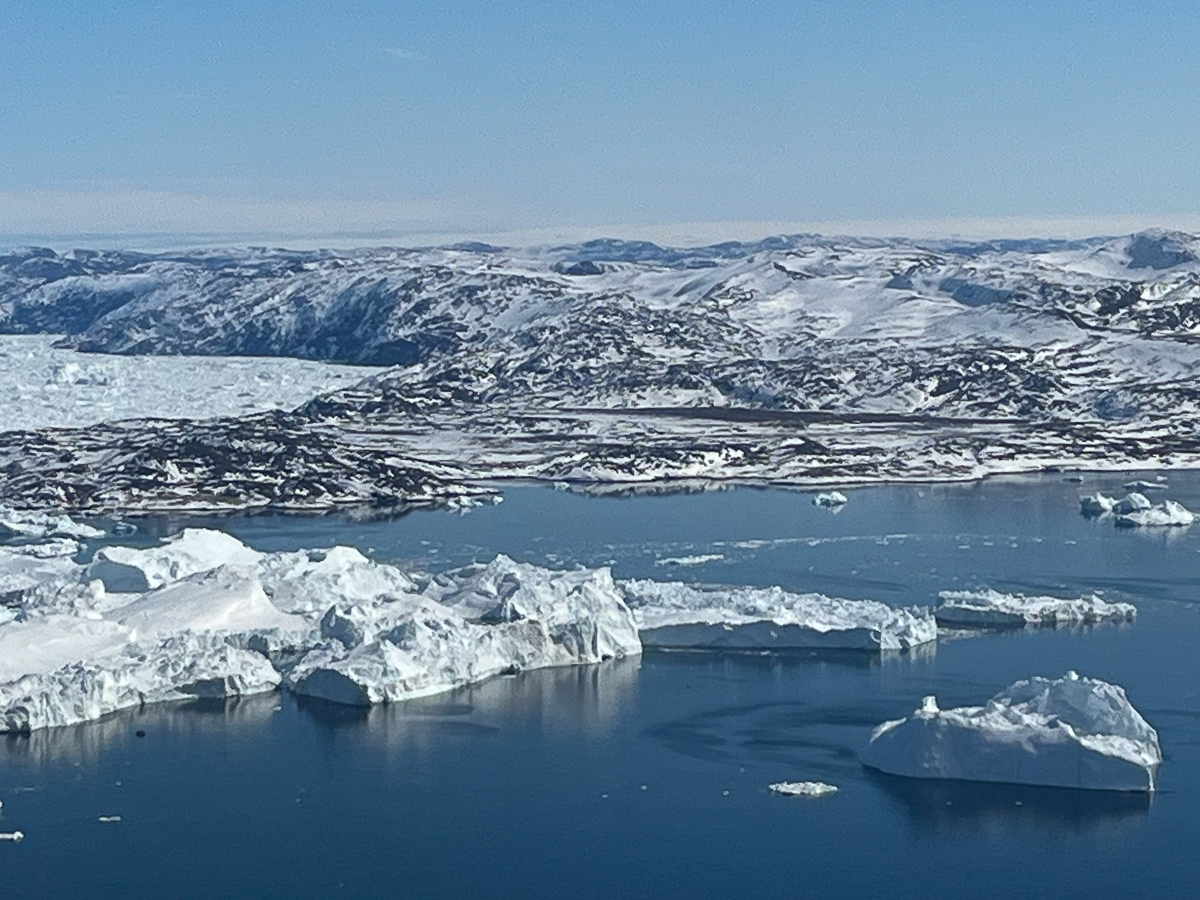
[768,781,838,797]
[935,589,1136,628]
[621,580,936,651]
[860,672,1160,792]
[1116,499,1195,527]
[1079,492,1194,527]
[813,491,848,508]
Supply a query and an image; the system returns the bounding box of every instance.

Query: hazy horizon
[6,2,1200,243]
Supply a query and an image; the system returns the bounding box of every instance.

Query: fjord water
[4,475,1200,899]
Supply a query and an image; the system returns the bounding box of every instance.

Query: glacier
[934,589,1136,628]
[860,672,1161,792]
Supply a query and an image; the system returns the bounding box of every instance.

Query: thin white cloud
[384,47,426,61]
[0,189,470,241]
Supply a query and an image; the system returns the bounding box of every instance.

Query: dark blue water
[4,475,1200,899]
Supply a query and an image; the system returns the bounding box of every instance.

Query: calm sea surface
[3,474,1200,899]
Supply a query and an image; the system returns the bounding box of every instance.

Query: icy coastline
[860,672,1161,792]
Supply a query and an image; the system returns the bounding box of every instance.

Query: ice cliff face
[6,232,1200,510]
[860,671,1161,791]
[621,579,936,651]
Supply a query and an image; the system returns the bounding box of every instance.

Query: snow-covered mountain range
[3,230,1200,512]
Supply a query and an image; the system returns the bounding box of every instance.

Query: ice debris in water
[860,671,1161,792]
[768,781,839,797]
[1116,500,1195,527]
[1080,491,1194,527]
[0,506,104,541]
[620,580,936,651]
[1123,480,1167,491]
[935,589,1136,628]
[813,491,848,508]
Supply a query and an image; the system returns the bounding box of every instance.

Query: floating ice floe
[860,671,1161,792]
[621,580,936,651]
[1116,500,1196,527]
[0,507,104,542]
[1079,491,1194,527]
[813,491,848,508]
[768,781,838,797]
[1122,480,1167,491]
[934,589,1136,628]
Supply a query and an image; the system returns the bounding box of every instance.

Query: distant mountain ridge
[4,230,1200,512]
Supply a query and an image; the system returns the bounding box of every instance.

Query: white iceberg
[621,580,936,651]
[1079,492,1118,516]
[87,528,261,591]
[935,589,1136,628]
[860,671,1161,792]
[813,491,848,508]
[1122,480,1166,491]
[0,633,283,733]
[768,781,838,797]
[255,545,419,615]
[1116,499,1195,527]
[1080,492,1151,517]
[289,556,642,706]
[0,507,104,542]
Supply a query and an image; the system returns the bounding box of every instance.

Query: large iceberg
[288,556,642,706]
[0,531,644,729]
[620,580,936,651]
[860,672,1161,792]
[934,589,1136,628]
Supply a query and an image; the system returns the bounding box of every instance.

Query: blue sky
[4,1,1200,242]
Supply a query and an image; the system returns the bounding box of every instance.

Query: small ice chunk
[1123,480,1167,491]
[1079,493,1117,516]
[935,589,1136,628]
[861,672,1161,792]
[1113,493,1152,515]
[813,491,848,508]
[769,781,839,797]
